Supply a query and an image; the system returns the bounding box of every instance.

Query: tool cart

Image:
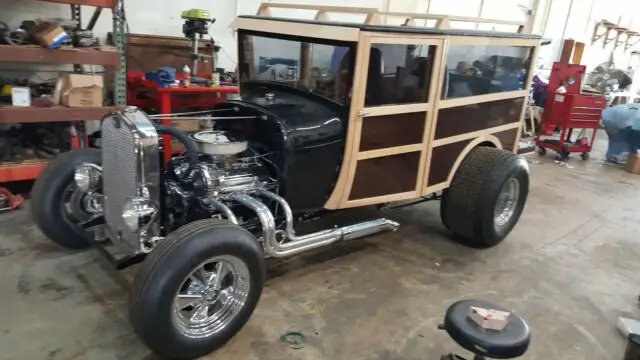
[0,0,126,210]
[536,40,607,161]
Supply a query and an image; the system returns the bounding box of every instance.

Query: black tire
[580,152,590,160]
[536,146,546,156]
[440,147,529,248]
[31,148,101,249]
[129,219,266,360]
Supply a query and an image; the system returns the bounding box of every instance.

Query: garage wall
[0,0,538,71]
[540,0,640,74]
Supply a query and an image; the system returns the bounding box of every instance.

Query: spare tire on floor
[440,146,529,248]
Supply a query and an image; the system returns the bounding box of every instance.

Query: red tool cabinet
[536,62,606,160]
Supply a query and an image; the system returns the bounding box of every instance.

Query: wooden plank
[419,38,447,194]
[0,45,120,68]
[0,106,117,124]
[323,34,371,209]
[341,191,417,208]
[362,103,429,117]
[560,39,575,64]
[356,144,424,160]
[438,90,529,109]
[377,12,525,27]
[513,43,541,153]
[230,18,360,42]
[256,3,378,15]
[433,123,521,147]
[572,42,585,64]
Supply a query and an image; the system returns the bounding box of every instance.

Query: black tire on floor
[30,148,101,249]
[440,146,529,248]
[129,219,266,360]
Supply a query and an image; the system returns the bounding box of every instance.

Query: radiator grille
[102,116,138,245]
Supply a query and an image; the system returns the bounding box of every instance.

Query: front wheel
[31,148,101,249]
[129,219,265,360]
[440,147,529,248]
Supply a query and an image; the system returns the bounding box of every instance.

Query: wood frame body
[231,4,541,210]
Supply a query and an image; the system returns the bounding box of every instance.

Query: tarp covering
[602,103,640,164]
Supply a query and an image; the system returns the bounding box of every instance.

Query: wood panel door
[338,34,445,208]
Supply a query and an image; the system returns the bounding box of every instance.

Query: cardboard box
[626,153,640,174]
[468,306,510,331]
[11,87,31,107]
[60,74,104,108]
[33,23,69,49]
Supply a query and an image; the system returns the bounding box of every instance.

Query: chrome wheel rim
[172,255,251,339]
[493,177,520,234]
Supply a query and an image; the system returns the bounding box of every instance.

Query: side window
[238,33,355,104]
[442,45,532,100]
[364,43,436,107]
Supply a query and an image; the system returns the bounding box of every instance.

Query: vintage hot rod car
[31,4,540,360]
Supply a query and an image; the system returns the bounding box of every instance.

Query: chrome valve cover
[101,107,160,249]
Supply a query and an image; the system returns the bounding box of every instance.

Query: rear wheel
[129,219,265,360]
[440,147,529,248]
[31,148,101,249]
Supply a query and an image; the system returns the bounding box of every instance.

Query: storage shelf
[0,45,120,68]
[37,0,117,8]
[0,160,47,183]
[0,106,118,124]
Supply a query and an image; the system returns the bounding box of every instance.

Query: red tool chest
[536,62,607,160]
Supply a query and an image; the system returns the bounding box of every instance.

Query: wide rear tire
[440,147,529,248]
[129,219,265,360]
[31,148,101,249]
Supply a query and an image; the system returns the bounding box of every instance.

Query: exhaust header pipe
[228,190,399,258]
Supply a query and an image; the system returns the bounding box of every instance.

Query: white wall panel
[1,0,546,72]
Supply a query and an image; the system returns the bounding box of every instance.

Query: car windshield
[238,32,356,104]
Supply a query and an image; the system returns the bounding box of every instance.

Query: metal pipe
[207,198,238,224]
[256,189,343,255]
[227,192,278,257]
[192,35,200,76]
[227,190,399,258]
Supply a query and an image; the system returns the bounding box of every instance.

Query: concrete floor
[1,137,639,360]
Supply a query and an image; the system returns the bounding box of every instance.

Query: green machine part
[181,9,213,21]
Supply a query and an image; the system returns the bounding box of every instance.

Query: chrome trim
[172,255,251,339]
[102,106,161,251]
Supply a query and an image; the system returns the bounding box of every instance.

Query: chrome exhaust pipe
[229,189,400,258]
[205,198,238,225]
[227,192,278,257]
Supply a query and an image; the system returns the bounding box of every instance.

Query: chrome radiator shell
[101,107,160,250]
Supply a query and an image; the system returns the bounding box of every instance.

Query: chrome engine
[94,107,399,258]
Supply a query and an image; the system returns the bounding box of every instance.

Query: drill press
[181,9,216,78]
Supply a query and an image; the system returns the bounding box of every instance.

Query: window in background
[442,45,532,100]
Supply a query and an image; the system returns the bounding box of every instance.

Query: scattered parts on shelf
[0,123,68,163]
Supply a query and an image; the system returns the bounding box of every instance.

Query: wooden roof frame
[253,2,531,34]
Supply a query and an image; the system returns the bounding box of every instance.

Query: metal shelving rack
[0,0,127,182]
